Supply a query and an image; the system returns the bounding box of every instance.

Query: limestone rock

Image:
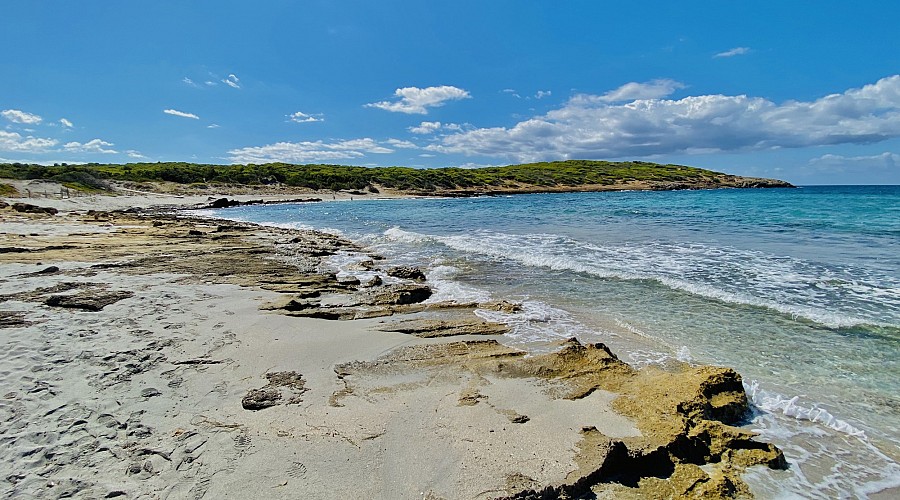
[44,290,134,311]
[242,371,308,411]
[386,266,427,282]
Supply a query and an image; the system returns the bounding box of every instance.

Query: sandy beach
[1,187,786,499]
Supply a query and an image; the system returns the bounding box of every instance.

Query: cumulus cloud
[385,138,418,149]
[0,130,57,152]
[223,74,241,89]
[207,124,221,129]
[126,150,147,159]
[288,111,324,123]
[599,79,685,103]
[366,85,471,114]
[408,121,462,134]
[714,47,751,58]
[64,139,117,154]
[163,109,200,119]
[409,121,442,134]
[430,75,900,162]
[2,109,43,124]
[535,90,552,99]
[59,118,74,128]
[227,138,394,163]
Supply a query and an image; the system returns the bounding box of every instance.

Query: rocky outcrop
[11,202,58,215]
[386,266,427,282]
[378,317,510,337]
[204,197,322,209]
[337,338,786,498]
[242,371,308,410]
[44,290,135,311]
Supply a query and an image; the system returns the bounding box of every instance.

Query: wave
[745,380,867,438]
[382,227,900,330]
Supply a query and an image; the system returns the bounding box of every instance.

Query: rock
[362,275,383,287]
[0,311,31,328]
[477,300,523,313]
[0,201,9,209]
[362,283,432,305]
[347,260,375,271]
[140,388,161,398]
[241,388,282,410]
[386,266,427,282]
[44,290,134,311]
[208,197,241,209]
[242,371,308,411]
[11,202,58,215]
[509,414,530,424]
[378,318,509,337]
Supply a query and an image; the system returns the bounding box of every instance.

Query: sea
[205,185,900,498]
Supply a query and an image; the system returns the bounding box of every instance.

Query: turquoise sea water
[208,186,899,498]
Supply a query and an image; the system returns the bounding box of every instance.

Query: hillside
[0,160,793,196]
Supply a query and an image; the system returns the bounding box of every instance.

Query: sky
[2,1,899,185]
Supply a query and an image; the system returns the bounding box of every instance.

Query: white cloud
[126,150,147,159]
[207,124,221,129]
[163,109,200,119]
[599,79,685,103]
[419,153,436,158]
[59,118,74,128]
[223,74,241,89]
[2,109,43,125]
[205,81,216,86]
[409,121,442,134]
[182,77,199,87]
[386,138,418,149]
[809,152,899,169]
[0,130,57,152]
[64,139,117,154]
[408,121,463,134]
[714,47,751,58]
[366,85,471,114]
[431,75,900,162]
[227,138,394,163]
[502,88,522,99]
[288,111,324,123]
[535,90,552,99]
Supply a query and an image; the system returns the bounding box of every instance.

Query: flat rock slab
[44,290,134,311]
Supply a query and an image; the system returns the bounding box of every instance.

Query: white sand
[0,208,640,499]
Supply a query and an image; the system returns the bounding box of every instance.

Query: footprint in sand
[287,461,307,478]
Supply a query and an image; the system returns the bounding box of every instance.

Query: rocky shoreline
[0,199,787,498]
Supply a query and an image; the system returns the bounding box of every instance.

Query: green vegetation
[0,182,19,196]
[0,160,731,193]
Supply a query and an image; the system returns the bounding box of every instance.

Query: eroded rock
[378,317,509,337]
[44,290,134,311]
[386,266,427,282]
[242,371,308,411]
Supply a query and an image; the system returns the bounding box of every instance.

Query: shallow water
[209,186,900,498]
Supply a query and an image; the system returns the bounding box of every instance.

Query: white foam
[746,380,867,438]
[476,299,596,344]
[382,227,900,330]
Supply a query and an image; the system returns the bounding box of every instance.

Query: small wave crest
[475,300,594,344]
[382,227,899,330]
[745,380,867,438]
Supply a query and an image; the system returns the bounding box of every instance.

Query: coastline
[0,192,787,498]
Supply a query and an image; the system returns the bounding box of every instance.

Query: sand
[0,188,786,499]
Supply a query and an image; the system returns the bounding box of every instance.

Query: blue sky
[2,1,899,184]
